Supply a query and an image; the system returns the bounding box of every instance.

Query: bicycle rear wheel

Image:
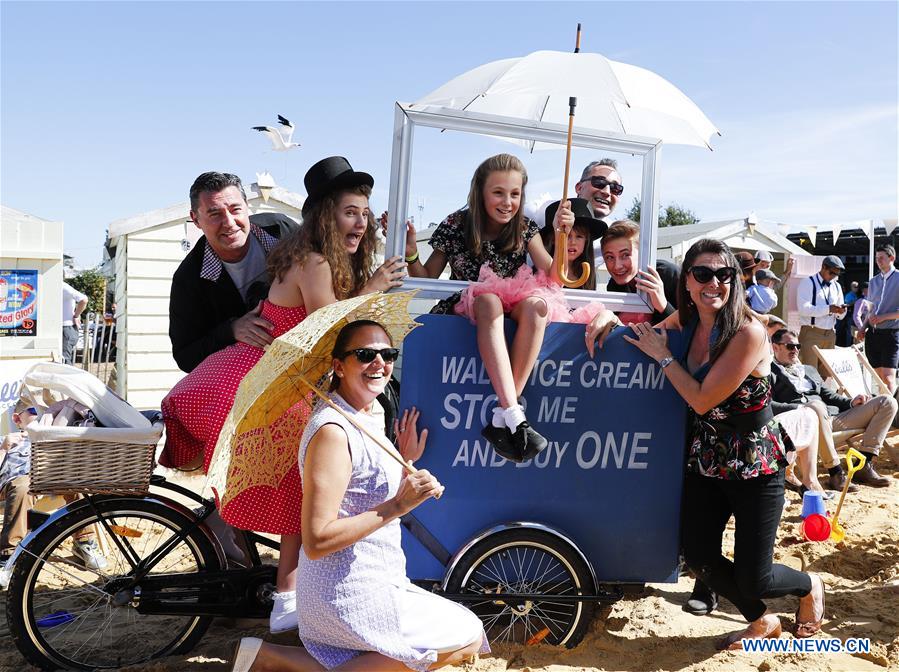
[445,529,595,648]
[6,497,222,671]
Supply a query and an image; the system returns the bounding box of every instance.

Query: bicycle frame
[12,475,280,619]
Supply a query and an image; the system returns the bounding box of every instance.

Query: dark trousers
[681,470,812,622]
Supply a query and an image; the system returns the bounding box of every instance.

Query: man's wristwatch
[658,356,674,369]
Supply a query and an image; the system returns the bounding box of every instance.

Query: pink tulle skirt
[454,265,604,325]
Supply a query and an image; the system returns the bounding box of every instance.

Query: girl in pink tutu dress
[403,154,574,462]
[161,156,407,632]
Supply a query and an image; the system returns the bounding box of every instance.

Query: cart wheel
[444,528,594,648]
[6,498,222,670]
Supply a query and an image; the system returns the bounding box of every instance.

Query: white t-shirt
[221,236,268,302]
[62,283,88,326]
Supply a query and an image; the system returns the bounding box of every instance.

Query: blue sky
[2,1,897,267]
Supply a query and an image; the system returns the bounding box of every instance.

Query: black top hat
[544,198,607,240]
[302,156,374,216]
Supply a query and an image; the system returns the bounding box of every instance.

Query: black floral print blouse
[687,373,792,480]
[683,320,792,480]
[429,209,540,281]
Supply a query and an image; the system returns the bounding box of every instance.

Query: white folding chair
[813,345,899,451]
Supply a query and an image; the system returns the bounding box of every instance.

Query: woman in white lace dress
[232,320,487,672]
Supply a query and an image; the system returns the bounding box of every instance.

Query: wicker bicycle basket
[29,423,162,497]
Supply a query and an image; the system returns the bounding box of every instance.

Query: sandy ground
[1,447,897,672]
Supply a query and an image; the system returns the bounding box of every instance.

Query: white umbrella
[413,50,720,151]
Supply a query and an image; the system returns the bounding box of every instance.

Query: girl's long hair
[677,238,754,364]
[267,185,376,300]
[464,153,528,256]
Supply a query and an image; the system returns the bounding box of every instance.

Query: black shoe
[853,462,891,488]
[481,425,523,462]
[683,580,718,616]
[785,479,803,494]
[825,470,859,493]
[511,422,547,461]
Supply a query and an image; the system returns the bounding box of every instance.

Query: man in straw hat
[796,255,847,375]
[169,172,298,373]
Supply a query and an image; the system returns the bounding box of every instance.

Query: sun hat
[302,156,373,216]
[544,198,607,240]
[734,251,757,274]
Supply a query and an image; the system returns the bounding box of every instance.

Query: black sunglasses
[688,266,737,284]
[778,342,801,351]
[587,175,624,196]
[340,347,400,364]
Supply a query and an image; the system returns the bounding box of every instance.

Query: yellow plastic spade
[829,448,865,542]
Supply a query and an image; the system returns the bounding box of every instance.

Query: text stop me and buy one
[439,356,668,470]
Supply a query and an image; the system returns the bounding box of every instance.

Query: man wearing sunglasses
[770,329,895,488]
[574,159,624,221]
[796,255,847,375]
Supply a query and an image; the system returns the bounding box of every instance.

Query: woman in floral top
[622,238,826,650]
[402,154,573,462]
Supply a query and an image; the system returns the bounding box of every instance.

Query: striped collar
[200,223,279,281]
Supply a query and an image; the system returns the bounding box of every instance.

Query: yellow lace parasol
[204,291,421,509]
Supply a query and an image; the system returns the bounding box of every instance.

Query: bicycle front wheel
[6,497,222,671]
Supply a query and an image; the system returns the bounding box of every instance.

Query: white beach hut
[0,206,65,432]
[106,182,304,410]
[656,217,810,266]
[655,216,813,322]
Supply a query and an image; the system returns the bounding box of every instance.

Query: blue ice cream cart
[399,315,688,647]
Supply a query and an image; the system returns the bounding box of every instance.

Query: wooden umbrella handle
[299,375,415,475]
[557,96,590,289]
[555,234,591,288]
[298,375,443,500]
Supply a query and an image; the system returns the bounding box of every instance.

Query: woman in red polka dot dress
[160,157,409,632]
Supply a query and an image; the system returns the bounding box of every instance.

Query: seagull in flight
[252,114,300,151]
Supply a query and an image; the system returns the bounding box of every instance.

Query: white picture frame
[386,102,662,311]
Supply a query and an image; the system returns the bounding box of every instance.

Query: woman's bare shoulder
[307,422,350,455]
[658,311,683,331]
[294,252,330,277]
[737,315,768,342]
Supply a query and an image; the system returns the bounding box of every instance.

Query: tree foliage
[625,197,699,228]
[69,268,107,314]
